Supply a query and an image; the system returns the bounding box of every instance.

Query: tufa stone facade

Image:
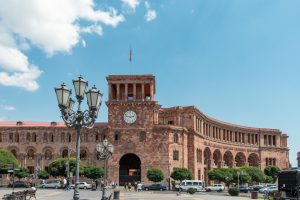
[0,75,289,186]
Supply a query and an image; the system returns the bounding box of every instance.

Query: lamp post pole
[96,139,114,200]
[67,148,75,178]
[55,75,102,200]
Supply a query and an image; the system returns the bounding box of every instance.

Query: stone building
[0,75,289,186]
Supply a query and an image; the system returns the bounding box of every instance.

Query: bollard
[251,191,258,199]
[113,190,120,200]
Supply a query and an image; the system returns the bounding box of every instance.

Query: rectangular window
[173,150,179,160]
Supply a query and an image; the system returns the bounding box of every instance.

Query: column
[133,83,136,100]
[141,83,145,101]
[200,120,203,134]
[125,84,128,101]
[270,135,272,146]
[108,83,112,100]
[150,83,154,101]
[117,84,120,100]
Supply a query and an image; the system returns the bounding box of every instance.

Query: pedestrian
[128,183,132,191]
[66,178,70,190]
[124,182,127,191]
[95,180,98,189]
[63,178,67,190]
[137,182,142,192]
[134,182,137,192]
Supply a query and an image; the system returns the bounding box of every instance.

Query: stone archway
[223,151,234,168]
[204,147,212,166]
[248,153,259,167]
[62,149,68,158]
[119,153,141,186]
[235,152,246,167]
[213,149,222,168]
[203,147,212,187]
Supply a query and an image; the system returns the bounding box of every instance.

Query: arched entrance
[119,153,141,186]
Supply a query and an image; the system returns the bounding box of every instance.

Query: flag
[129,47,132,62]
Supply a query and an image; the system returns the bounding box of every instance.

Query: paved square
[0,188,253,200]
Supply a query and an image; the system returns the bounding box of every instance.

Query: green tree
[208,168,233,187]
[264,165,280,183]
[264,175,274,183]
[48,157,85,177]
[231,168,251,184]
[0,149,19,174]
[15,168,29,179]
[147,168,164,183]
[84,166,104,180]
[171,168,192,183]
[240,167,265,183]
[37,171,50,179]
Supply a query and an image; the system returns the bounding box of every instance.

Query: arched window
[27,149,35,160]
[0,133,2,142]
[196,149,202,163]
[139,131,146,142]
[32,133,37,142]
[45,150,52,160]
[26,133,31,142]
[114,131,120,141]
[15,133,19,143]
[80,150,87,160]
[50,133,54,142]
[9,133,13,142]
[62,149,68,158]
[173,133,178,143]
[96,134,99,141]
[43,132,48,143]
[68,133,72,142]
[11,150,17,158]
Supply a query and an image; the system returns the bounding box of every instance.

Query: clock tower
[106,75,160,129]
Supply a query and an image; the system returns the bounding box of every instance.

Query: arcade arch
[235,152,246,167]
[223,151,234,168]
[248,153,259,167]
[212,149,222,168]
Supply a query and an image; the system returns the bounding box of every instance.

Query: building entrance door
[119,153,141,186]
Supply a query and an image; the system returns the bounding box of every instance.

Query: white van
[179,180,204,191]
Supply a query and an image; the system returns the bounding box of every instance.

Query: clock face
[124,110,137,124]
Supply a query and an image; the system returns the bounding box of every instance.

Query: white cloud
[0,0,125,91]
[81,40,87,48]
[80,25,103,36]
[1,105,15,111]
[0,117,6,121]
[122,0,140,12]
[144,1,157,22]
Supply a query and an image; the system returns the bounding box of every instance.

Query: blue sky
[0,0,299,167]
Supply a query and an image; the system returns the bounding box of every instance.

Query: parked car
[251,185,265,191]
[40,180,61,189]
[205,184,225,192]
[8,181,29,188]
[259,186,278,194]
[69,182,92,189]
[144,183,167,191]
[239,185,250,193]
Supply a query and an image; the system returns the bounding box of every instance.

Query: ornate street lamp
[55,75,102,200]
[96,139,114,200]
